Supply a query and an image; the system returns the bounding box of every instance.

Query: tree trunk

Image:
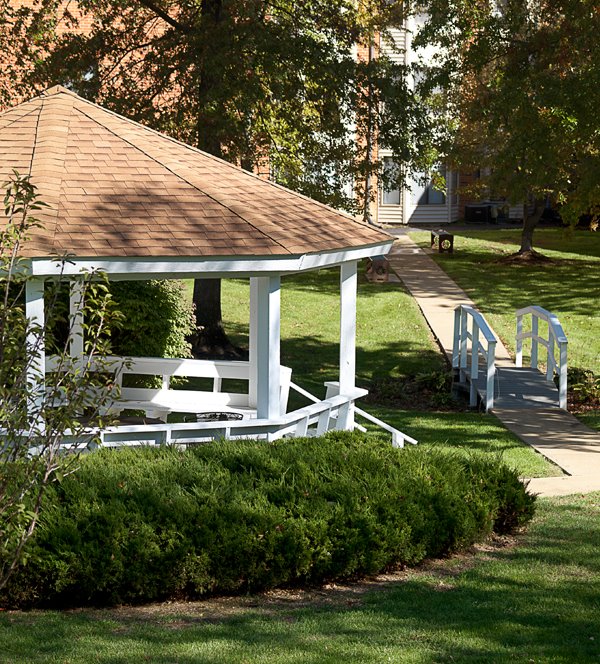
[191,279,246,359]
[189,0,247,358]
[518,199,545,255]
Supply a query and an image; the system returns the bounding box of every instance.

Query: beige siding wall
[407,205,448,225]
[378,203,404,225]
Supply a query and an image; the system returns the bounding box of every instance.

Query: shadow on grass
[423,232,600,318]
[2,497,599,662]
[221,323,444,397]
[281,264,406,299]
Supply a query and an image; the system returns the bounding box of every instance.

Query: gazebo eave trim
[27,241,393,279]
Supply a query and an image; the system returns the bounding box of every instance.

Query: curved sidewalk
[387,232,600,497]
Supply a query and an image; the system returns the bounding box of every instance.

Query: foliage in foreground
[109,280,195,360]
[1,432,535,609]
[0,174,119,591]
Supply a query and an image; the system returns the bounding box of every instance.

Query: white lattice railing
[291,381,417,448]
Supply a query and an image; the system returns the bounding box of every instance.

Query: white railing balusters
[290,381,417,447]
[452,305,497,411]
[515,306,568,410]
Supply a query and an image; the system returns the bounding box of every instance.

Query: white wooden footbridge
[388,232,600,497]
[452,304,568,413]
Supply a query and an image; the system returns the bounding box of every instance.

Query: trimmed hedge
[1,432,535,608]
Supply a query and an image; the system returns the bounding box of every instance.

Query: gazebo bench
[47,355,292,422]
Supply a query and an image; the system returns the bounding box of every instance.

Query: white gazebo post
[69,279,85,360]
[338,260,358,429]
[249,275,281,421]
[25,278,46,431]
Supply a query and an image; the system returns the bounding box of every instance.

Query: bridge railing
[515,306,568,409]
[452,305,497,411]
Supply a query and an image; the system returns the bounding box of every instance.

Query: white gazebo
[1,86,415,447]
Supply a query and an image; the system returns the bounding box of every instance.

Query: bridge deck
[470,366,561,410]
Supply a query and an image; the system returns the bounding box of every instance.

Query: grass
[365,407,561,477]
[214,269,444,394]
[409,227,600,374]
[2,491,599,663]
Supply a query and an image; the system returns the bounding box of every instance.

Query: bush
[109,280,195,359]
[567,367,600,410]
[1,432,535,608]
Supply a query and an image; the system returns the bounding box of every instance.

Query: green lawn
[216,269,445,395]
[2,492,599,663]
[409,228,600,374]
[365,407,561,477]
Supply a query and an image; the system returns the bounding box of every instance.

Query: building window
[411,167,447,206]
[381,157,401,205]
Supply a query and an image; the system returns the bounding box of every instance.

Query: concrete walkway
[387,232,600,497]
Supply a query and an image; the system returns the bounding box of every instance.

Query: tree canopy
[416,0,600,251]
[2,0,443,354]
[3,0,438,214]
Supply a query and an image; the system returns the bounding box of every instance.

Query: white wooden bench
[46,356,292,422]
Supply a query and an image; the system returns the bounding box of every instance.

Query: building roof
[0,86,391,260]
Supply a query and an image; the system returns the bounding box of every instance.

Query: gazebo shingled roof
[0,86,391,259]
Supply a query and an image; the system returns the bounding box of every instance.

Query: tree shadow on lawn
[450,227,600,261]
[222,321,439,380]
[281,264,405,299]
[278,334,444,398]
[431,245,600,318]
[3,498,599,663]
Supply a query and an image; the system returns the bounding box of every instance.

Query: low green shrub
[109,280,195,359]
[1,432,535,608]
[567,367,600,409]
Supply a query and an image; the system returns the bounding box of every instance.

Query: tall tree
[415,0,600,257]
[3,0,436,353]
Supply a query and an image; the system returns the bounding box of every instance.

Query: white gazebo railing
[291,381,417,448]
[452,305,497,411]
[515,306,568,409]
[40,355,417,450]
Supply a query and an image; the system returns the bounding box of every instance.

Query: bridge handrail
[452,304,497,411]
[515,306,568,409]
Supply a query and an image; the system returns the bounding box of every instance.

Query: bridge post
[460,308,468,372]
[486,340,496,412]
[559,343,568,410]
[470,321,479,407]
[452,308,461,369]
[516,314,523,367]
[531,316,539,369]
[546,335,555,381]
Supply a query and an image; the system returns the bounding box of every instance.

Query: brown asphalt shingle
[0,86,391,260]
